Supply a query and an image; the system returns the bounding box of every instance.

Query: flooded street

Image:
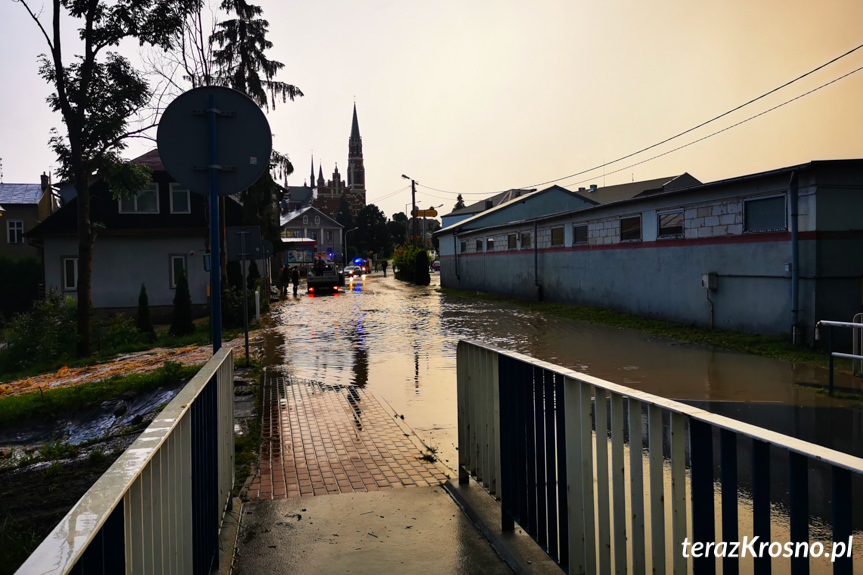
[263,271,862,474]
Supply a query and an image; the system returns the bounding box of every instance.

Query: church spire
[310,155,315,189]
[350,103,361,142]
[348,103,365,196]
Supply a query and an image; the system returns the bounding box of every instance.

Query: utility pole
[402,174,418,246]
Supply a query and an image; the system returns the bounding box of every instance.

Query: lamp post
[401,174,418,246]
[344,227,358,266]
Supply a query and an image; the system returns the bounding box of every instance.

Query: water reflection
[266,273,862,473]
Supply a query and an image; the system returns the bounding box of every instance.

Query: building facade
[436,160,863,344]
[0,175,58,260]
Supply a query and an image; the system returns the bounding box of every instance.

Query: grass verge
[0,361,200,426]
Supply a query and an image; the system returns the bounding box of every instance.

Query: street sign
[157,86,272,195]
[227,226,263,261]
[412,209,438,217]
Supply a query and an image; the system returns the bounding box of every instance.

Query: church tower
[347,103,365,201]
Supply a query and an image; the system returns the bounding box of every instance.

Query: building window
[507,234,517,249]
[573,224,588,246]
[520,232,531,248]
[744,195,786,233]
[550,226,564,246]
[308,230,317,240]
[303,215,308,224]
[460,241,466,253]
[486,238,494,251]
[63,257,78,290]
[657,210,684,238]
[6,220,24,244]
[170,183,191,214]
[620,215,642,242]
[326,230,333,242]
[119,182,159,213]
[170,255,187,289]
[314,215,320,224]
[475,239,483,252]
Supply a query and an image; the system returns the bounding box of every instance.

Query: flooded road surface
[264,271,862,474]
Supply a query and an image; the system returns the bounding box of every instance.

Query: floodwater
[264,271,863,474]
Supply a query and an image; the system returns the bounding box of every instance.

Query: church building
[310,104,367,221]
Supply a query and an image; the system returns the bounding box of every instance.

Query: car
[352,258,371,273]
[343,265,362,277]
[432,260,440,271]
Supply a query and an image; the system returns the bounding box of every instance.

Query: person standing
[381,259,388,277]
[279,264,290,297]
[291,266,300,296]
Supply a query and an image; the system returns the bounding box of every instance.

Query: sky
[2,0,863,220]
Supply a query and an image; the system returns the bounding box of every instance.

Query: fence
[16,347,235,575]
[457,340,863,574]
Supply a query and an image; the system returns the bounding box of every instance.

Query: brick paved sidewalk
[248,373,449,500]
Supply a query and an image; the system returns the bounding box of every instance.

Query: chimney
[590,184,598,192]
[41,172,51,192]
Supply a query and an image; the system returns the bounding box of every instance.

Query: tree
[136,283,156,341]
[17,0,200,357]
[170,268,195,336]
[454,194,466,210]
[355,204,390,256]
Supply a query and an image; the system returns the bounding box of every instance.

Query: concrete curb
[443,477,565,575]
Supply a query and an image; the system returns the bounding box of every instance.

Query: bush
[393,244,431,285]
[136,283,156,341]
[0,256,42,328]
[97,313,142,350]
[169,269,195,337]
[0,291,77,373]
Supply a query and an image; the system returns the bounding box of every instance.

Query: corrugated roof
[445,188,536,217]
[0,183,44,205]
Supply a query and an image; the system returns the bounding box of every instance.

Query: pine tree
[169,269,195,336]
[136,283,156,341]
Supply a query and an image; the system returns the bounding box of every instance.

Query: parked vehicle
[432,260,440,272]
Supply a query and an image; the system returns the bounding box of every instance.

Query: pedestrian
[291,266,300,296]
[381,259,388,277]
[279,264,290,297]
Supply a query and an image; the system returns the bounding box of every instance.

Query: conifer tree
[170,269,195,336]
[137,283,156,341]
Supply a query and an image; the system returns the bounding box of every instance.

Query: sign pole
[208,93,223,352]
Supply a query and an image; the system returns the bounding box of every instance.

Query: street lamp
[344,227,358,266]
[401,174,418,246]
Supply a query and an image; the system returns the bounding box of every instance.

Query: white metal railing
[457,340,863,574]
[815,318,863,391]
[16,347,235,575]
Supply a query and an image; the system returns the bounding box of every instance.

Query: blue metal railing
[457,340,863,574]
[16,348,234,575]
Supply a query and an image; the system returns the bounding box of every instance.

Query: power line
[561,63,863,190]
[522,42,863,189]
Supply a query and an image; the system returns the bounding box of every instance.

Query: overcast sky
[2,0,863,219]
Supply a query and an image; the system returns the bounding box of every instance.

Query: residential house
[280,205,344,265]
[435,160,863,344]
[26,150,244,322]
[0,175,58,260]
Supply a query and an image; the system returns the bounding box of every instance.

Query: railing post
[689,419,715,575]
[720,429,739,575]
[828,325,834,395]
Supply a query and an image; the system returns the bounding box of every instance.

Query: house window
[744,195,786,233]
[520,232,531,248]
[170,255,187,289]
[475,239,483,252]
[308,230,317,240]
[6,220,24,244]
[303,215,308,224]
[573,224,588,246]
[460,241,466,253]
[62,257,78,290]
[170,183,191,214]
[119,183,159,213]
[620,215,642,242]
[486,238,494,251]
[326,230,333,242]
[314,215,320,224]
[507,234,517,249]
[550,227,564,246]
[657,210,684,238]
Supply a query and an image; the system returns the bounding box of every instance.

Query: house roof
[444,188,537,218]
[280,204,343,228]
[0,183,44,205]
[570,176,684,204]
[284,185,315,205]
[130,149,166,172]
